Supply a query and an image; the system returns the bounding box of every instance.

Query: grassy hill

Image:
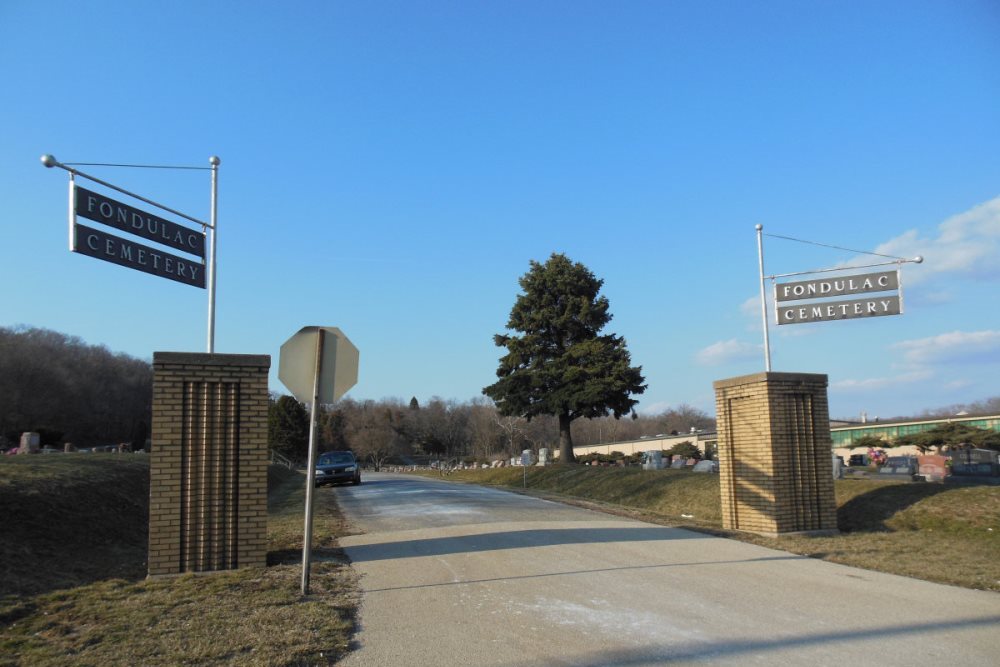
[0,455,356,666]
[429,466,1000,591]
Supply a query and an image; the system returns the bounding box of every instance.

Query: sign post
[278,326,360,595]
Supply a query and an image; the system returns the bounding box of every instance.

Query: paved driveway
[334,473,1000,666]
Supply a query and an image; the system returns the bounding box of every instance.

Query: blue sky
[2,1,999,420]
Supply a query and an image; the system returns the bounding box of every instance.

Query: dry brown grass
[0,458,358,667]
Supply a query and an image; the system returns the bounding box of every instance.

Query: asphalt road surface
[334,473,999,666]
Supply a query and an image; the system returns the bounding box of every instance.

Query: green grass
[426,466,1000,591]
[0,456,357,666]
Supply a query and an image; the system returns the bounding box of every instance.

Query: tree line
[0,326,151,448]
[268,394,716,467]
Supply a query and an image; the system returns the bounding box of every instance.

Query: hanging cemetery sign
[70,185,206,288]
[775,270,901,325]
[73,223,205,288]
[75,186,205,257]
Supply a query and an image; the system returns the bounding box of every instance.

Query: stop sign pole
[300,329,325,596]
[278,326,359,596]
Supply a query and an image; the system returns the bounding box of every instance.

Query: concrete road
[334,473,999,666]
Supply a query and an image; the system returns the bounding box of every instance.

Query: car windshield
[318,452,354,465]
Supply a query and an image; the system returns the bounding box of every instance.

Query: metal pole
[896,263,905,314]
[207,156,220,353]
[67,172,76,251]
[301,330,325,596]
[756,224,772,372]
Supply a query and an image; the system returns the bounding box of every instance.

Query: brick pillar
[149,353,270,576]
[713,372,838,537]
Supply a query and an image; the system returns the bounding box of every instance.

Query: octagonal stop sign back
[278,326,359,404]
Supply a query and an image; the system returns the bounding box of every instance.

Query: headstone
[18,432,40,454]
[917,455,948,482]
[848,453,868,467]
[538,448,550,465]
[950,449,1000,477]
[643,450,663,470]
[64,443,76,453]
[879,456,917,477]
[692,460,716,473]
[832,453,844,480]
[670,458,686,469]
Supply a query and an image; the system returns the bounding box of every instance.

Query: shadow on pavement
[348,525,717,562]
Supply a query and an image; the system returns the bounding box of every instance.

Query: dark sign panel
[75,186,205,258]
[777,295,900,325]
[73,224,206,288]
[775,270,898,302]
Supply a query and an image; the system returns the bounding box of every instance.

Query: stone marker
[950,449,1000,477]
[832,453,844,480]
[917,455,948,482]
[879,456,917,477]
[643,450,663,470]
[18,432,40,454]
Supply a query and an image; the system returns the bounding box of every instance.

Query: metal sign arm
[41,155,212,228]
[769,256,923,281]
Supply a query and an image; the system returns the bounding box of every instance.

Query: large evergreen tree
[483,253,646,463]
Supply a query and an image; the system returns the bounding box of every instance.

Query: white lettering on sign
[76,186,205,258]
[72,223,205,288]
[778,296,900,325]
[776,271,898,302]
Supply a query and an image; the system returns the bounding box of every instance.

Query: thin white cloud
[891,329,1000,365]
[740,293,817,337]
[638,400,673,415]
[695,339,761,366]
[740,295,763,321]
[943,379,973,391]
[831,370,934,392]
[871,196,1000,284]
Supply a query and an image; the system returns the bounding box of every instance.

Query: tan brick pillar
[148,352,271,576]
[713,372,838,536]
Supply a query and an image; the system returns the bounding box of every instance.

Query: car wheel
[352,477,361,485]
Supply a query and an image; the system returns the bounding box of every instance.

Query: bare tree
[0,326,152,447]
[343,400,406,471]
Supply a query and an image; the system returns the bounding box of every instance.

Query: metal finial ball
[755,223,763,231]
[40,154,57,168]
[209,156,221,166]
[914,256,923,263]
